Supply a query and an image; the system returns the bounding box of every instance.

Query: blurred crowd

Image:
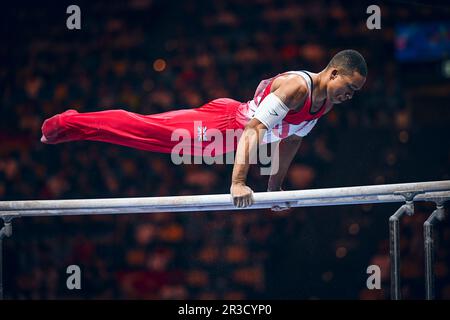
[1,0,449,299]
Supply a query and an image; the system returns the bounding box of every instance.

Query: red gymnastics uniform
[41,71,329,156]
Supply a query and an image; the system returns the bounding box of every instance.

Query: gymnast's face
[327,69,366,104]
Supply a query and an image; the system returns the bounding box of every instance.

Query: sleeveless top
[236,70,330,143]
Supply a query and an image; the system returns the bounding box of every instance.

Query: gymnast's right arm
[230,77,308,208]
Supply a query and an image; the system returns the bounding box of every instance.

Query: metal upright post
[389,200,414,300]
[0,218,13,300]
[424,203,445,300]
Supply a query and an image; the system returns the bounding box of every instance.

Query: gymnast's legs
[41,98,244,155]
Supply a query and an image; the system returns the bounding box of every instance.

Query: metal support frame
[424,201,446,300]
[0,180,448,300]
[0,217,13,300]
[389,201,414,299]
[389,191,449,300]
[388,191,419,300]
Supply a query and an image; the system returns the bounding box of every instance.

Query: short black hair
[327,49,367,77]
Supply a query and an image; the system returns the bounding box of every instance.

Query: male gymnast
[41,49,367,210]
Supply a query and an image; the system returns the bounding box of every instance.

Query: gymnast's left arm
[267,134,303,212]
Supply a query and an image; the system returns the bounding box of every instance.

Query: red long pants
[41,98,247,156]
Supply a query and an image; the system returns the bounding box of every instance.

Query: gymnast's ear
[329,68,339,80]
